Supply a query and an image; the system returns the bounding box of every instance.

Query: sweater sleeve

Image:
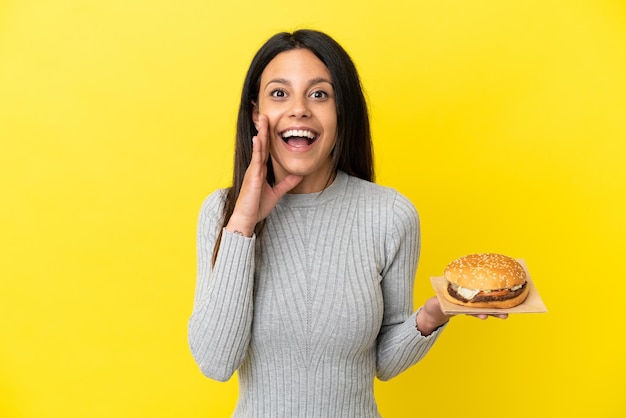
[375,192,446,381]
[188,190,256,382]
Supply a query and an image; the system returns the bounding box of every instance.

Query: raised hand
[225,115,303,237]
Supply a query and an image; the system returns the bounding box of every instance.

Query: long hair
[212,29,374,265]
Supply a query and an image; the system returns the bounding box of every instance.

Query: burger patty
[447,282,527,303]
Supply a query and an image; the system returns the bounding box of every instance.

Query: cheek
[258,109,280,131]
[324,109,338,135]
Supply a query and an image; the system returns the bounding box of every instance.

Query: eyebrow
[264,77,334,90]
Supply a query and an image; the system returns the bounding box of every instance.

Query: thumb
[272,174,303,198]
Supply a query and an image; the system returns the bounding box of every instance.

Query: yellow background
[1,0,625,417]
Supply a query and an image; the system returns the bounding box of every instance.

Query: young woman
[188,29,503,417]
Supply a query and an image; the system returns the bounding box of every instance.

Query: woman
[188,29,501,417]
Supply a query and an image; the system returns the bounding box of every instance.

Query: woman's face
[253,48,337,193]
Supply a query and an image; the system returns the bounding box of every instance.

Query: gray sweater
[189,171,444,417]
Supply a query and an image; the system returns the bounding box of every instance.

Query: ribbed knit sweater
[188,171,445,417]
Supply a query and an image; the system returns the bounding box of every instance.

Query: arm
[188,115,302,381]
[188,192,256,382]
[375,193,447,381]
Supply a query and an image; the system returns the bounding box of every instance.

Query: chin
[272,157,333,178]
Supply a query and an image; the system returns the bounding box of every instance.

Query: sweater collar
[277,171,348,208]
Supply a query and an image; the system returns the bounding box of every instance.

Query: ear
[251,101,260,131]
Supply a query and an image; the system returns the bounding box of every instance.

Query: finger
[249,135,262,173]
[249,116,266,168]
[467,314,488,320]
[467,313,508,320]
[256,114,270,164]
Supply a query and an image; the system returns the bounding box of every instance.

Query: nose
[289,96,311,118]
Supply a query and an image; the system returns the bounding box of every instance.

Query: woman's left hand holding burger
[416,297,508,336]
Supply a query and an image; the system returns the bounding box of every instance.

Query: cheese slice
[450,283,480,300]
[451,282,525,300]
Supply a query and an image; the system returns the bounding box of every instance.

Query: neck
[281,169,337,194]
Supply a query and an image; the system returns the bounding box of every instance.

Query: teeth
[282,129,316,139]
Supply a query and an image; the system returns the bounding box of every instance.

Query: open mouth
[280,129,319,146]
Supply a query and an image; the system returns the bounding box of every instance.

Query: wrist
[415,308,449,336]
[225,219,254,238]
[226,210,258,237]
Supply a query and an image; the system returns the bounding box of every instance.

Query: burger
[443,253,529,309]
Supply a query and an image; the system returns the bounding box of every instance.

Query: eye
[310,90,328,99]
[270,89,287,98]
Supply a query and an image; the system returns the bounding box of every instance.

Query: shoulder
[344,174,392,198]
[199,188,228,220]
[345,175,418,219]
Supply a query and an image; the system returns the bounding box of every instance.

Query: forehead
[261,48,332,82]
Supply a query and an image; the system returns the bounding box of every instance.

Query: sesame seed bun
[443,253,529,309]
